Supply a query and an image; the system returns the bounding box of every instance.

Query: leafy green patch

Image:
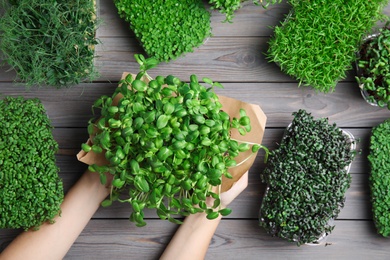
[368,119,390,237]
[259,109,355,245]
[0,97,63,230]
[357,25,390,109]
[267,0,388,93]
[114,0,211,62]
[83,55,266,227]
[0,0,99,87]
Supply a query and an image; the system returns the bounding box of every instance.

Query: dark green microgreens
[368,119,390,237]
[113,0,211,62]
[259,109,355,246]
[208,0,281,23]
[357,24,390,109]
[83,54,267,227]
[0,0,99,88]
[267,0,388,93]
[0,97,63,230]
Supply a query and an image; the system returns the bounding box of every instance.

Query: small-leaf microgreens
[267,0,388,93]
[368,119,390,237]
[259,109,355,245]
[357,24,390,109]
[83,54,268,226]
[113,0,211,62]
[0,97,63,230]
[0,0,99,87]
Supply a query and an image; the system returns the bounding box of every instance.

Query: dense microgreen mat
[0,97,63,230]
[267,0,388,93]
[368,119,390,237]
[0,0,99,87]
[357,25,390,109]
[114,0,211,62]
[259,109,355,245]
[83,55,265,226]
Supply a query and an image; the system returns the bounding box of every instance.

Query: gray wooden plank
[59,166,371,221]
[93,36,358,83]
[1,1,389,258]
[94,36,296,82]
[0,66,17,82]
[65,219,390,259]
[1,82,389,128]
[2,220,387,260]
[206,219,389,260]
[0,82,118,127]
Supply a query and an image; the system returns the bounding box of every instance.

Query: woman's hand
[160,171,249,260]
[0,170,111,260]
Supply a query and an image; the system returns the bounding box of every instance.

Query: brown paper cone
[77,73,267,192]
[218,95,266,192]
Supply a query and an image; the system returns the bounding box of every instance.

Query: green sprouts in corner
[82,54,268,227]
[0,0,99,87]
[267,0,388,93]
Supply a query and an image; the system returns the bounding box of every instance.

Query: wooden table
[1,1,390,259]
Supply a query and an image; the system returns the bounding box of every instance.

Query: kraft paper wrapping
[77,73,267,192]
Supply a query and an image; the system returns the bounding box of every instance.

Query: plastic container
[259,125,356,245]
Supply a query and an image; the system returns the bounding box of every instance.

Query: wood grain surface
[1,0,390,259]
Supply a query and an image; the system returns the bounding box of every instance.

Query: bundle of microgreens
[82,55,267,226]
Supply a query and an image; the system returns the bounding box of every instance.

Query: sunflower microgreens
[83,54,267,226]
